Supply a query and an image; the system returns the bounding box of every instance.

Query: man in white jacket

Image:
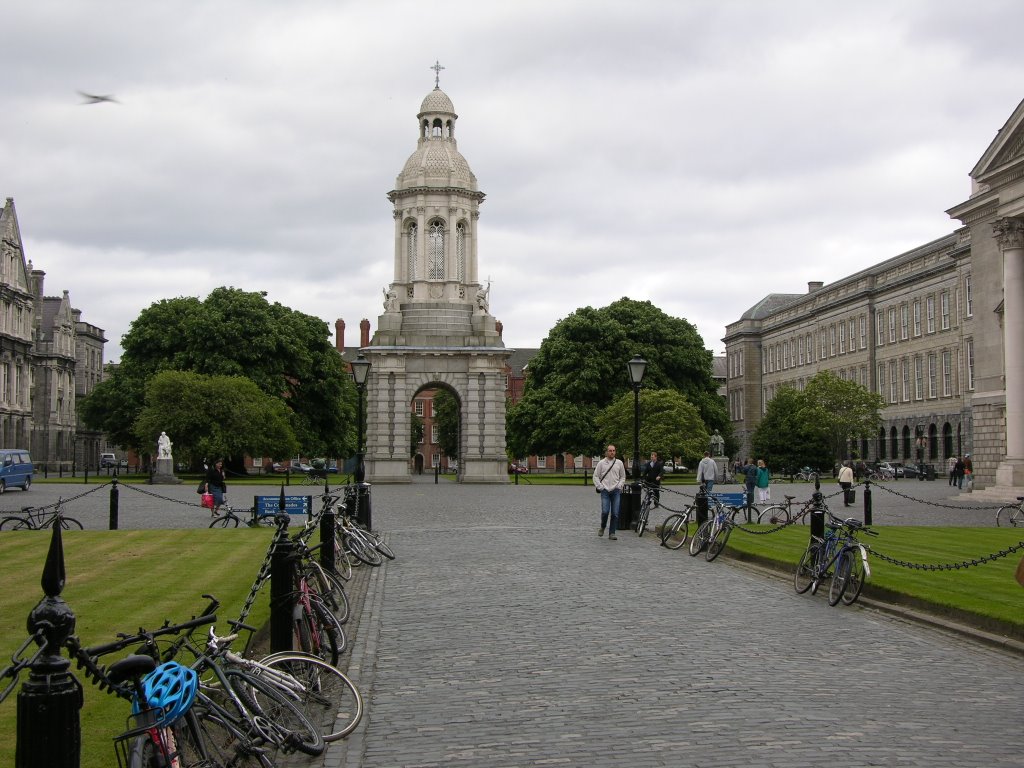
[696,451,718,494]
[593,444,626,540]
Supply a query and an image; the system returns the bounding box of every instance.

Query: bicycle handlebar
[79,596,220,658]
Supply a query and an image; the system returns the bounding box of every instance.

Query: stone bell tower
[362,68,511,483]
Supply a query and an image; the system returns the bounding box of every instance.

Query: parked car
[100,452,117,468]
[663,461,688,473]
[0,449,32,493]
[889,462,919,478]
[508,462,529,474]
[290,463,314,474]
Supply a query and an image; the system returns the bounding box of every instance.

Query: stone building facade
[358,78,511,483]
[725,97,1024,496]
[0,197,106,470]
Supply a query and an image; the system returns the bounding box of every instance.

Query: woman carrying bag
[202,458,228,516]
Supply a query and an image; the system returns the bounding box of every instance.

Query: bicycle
[794,512,877,605]
[659,503,691,550]
[995,496,1024,527]
[0,504,83,531]
[688,490,741,561]
[757,494,820,525]
[208,505,253,528]
[634,482,659,537]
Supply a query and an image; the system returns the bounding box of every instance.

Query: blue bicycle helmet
[131,661,199,727]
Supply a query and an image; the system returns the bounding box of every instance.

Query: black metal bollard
[514,470,519,485]
[320,504,335,575]
[356,482,373,531]
[696,490,708,526]
[863,479,873,526]
[270,491,294,654]
[16,519,82,768]
[434,466,439,484]
[108,478,119,530]
[583,470,589,487]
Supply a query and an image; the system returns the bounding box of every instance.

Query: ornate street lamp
[627,355,648,481]
[350,354,372,525]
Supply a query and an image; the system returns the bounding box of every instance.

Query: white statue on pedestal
[157,431,173,460]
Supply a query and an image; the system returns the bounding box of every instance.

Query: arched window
[928,423,938,460]
[878,428,886,460]
[456,222,466,282]
[943,423,953,458]
[428,221,445,279]
[432,118,443,137]
[406,222,418,280]
[902,426,911,460]
[890,427,899,459]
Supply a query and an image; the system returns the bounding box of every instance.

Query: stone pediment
[970,97,1024,182]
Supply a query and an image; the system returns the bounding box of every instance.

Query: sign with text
[254,494,313,518]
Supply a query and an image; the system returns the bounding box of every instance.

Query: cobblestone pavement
[313,480,1024,768]
[12,477,1024,766]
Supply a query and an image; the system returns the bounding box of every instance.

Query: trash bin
[618,483,638,532]
[925,464,937,481]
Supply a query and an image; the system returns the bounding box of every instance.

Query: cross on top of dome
[430,60,445,88]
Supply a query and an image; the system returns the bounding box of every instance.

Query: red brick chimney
[360,318,370,348]
[335,319,345,353]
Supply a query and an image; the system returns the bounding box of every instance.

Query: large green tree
[751,372,883,471]
[80,287,356,457]
[595,389,709,469]
[134,370,299,466]
[506,298,728,457]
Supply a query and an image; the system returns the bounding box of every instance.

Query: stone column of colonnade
[994,216,1024,488]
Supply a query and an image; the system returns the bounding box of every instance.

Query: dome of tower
[398,142,476,188]
[419,87,455,116]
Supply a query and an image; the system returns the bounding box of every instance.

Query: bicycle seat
[844,518,863,529]
[784,495,796,501]
[106,654,157,685]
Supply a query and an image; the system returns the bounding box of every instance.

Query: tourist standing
[642,451,664,506]
[838,460,854,506]
[203,458,228,516]
[947,455,958,486]
[594,445,626,540]
[742,458,758,522]
[697,451,718,495]
[755,459,771,503]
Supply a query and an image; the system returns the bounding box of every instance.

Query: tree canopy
[595,389,709,468]
[80,287,355,458]
[506,298,729,458]
[751,371,883,471]
[433,389,460,460]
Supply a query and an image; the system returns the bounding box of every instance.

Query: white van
[0,449,33,493]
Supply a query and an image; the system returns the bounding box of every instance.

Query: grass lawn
[0,528,275,768]
[724,524,1024,635]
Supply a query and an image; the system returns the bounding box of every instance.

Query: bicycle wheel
[706,521,732,562]
[227,668,325,757]
[636,499,651,537]
[660,513,689,550]
[209,513,240,529]
[688,519,712,557]
[0,516,30,530]
[295,604,341,667]
[829,550,852,606]
[305,563,350,624]
[1011,507,1024,527]
[757,505,791,525]
[794,543,819,594]
[312,597,346,658]
[344,532,382,566]
[188,695,274,768]
[366,530,396,560]
[996,504,1022,526]
[127,733,159,768]
[258,652,364,741]
[841,548,867,605]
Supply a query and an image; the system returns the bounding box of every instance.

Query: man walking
[697,451,718,495]
[594,444,626,540]
[643,451,664,507]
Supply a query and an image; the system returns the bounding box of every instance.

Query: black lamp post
[350,354,371,525]
[627,355,648,481]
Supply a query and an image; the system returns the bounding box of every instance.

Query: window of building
[888,308,896,343]
[876,311,884,346]
[839,369,846,381]
[942,351,952,396]
[456,222,467,283]
[849,319,856,351]
[900,304,908,340]
[860,365,867,388]
[965,275,973,317]
[901,359,910,402]
[889,360,897,404]
[783,341,789,368]
[877,363,885,397]
[768,346,774,373]
[428,221,445,279]
[859,315,866,349]
[808,333,814,361]
[414,399,424,417]
[431,424,439,444]
[940,291,950,330]
[928,353,937,397]
[820,329,827,359]
[913,299,921,337]
[965,338,975,390]
[914,355,923,400]
[798,336,804,365]
[829,325,836,356]
[432,452,440,468]
[838,324,846,354]
[536,456,547,469]
[926,295,935,333]
[406,222,418,280]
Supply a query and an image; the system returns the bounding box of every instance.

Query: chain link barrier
[0,630,48,704]
[866,479,1007,510]
[119,482,207,508]
[0,481,112,516]
[235,516,291,625]
[867,539,1024,571]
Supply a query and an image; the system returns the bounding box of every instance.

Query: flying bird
[77,91,118,105]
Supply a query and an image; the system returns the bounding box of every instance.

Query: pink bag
[201,493,215,509]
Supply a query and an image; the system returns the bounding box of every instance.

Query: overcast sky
[4,0,1023,362]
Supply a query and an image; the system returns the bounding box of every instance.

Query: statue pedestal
[152,457,181,484]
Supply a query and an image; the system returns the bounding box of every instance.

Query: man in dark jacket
[642,451,664,506]
[742,458,758,523]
